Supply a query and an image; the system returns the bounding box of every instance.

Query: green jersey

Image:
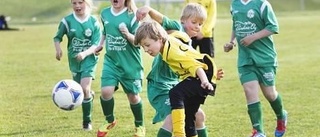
[100,7,143,79]
[231,0,279,67]
[54,13,101,72]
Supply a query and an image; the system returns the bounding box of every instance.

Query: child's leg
[157,115,173,137]
[169,83,187,137]
[185,102,201,137]
[261,85,285,119]
[195,108,208,137]
[129,97,144,127]
[243,81,264,133]
[100,96,115,123]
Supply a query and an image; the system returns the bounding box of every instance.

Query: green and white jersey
[231,0,279,67]
[147,17,191,83]
[100,7,143,79]
[54,13,101,72]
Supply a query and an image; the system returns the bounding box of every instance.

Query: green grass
[0,12,320,137]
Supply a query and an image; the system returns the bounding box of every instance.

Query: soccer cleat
[133,126,145,137]
[83,122,92,131]
[275,110,288,137]
[250,129,266,137]
[97,120,117,137]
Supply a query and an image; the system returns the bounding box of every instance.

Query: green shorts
[238,65,277,86]
[101,69,142,94]
[72,70,95,83]
[147,80,177,124]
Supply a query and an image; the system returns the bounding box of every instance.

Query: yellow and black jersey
[168,30,191,46]
[161,35,218,83]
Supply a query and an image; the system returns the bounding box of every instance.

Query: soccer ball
[52,79,84,111]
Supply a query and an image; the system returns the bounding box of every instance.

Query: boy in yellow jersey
[136,3,213,137]
[185,0,217,57]
[134,20,222,137]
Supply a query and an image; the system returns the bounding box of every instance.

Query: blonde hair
[71,0,95,14]
[125,0,137,13]
[134,20,168,46]
[180,3,207,22]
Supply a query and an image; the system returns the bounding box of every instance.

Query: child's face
[139,37,162,57]
[111,0,125,10]
[182,17,203,37]
[71,0,87,16]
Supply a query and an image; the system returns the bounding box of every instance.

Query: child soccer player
[95,0,145,137]
[134,20,220,137]
[136,3,221,137]
[185,0,217,57]
[53,0,100,131]
[224,0,287,136]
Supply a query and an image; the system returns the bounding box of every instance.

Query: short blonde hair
[134,20,168,46]
[180,3,207,22]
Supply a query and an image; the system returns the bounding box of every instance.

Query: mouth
[113,0,118,4]
[75,8,82,12]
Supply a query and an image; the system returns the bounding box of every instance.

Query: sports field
[0,8,319,137]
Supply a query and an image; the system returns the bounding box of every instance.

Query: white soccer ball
[52,79,84,111]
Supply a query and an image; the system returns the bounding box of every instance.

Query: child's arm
[240,29,274,47]
[136,6,164,24]
[224,30,236,52]
[54,41,62,61]
[76,45,97,61]
[94,35,106,55]
[196,68,214,91]
[119,23,135,45]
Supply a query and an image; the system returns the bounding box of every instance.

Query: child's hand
[216,68,224,80]
[240,34,256,46]
[224,42,235,52]
[136,6,149,21]
[75,52,85,61]
[55,48,62,61]
[119,23,129,38]
[94,45,103,55]
[195,32,204,40]
[201,81,214,91]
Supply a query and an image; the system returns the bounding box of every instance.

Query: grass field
[0,11,320,137]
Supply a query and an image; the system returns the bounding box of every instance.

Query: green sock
[248,102,264,133]
[197,127,208,137]
[100,96,115,123]
[157,128,172,137]
[270,95,285,119]
[130,101,144,127]
[82,97,93,123]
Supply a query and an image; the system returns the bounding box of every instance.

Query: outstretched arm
[136,5,164,24]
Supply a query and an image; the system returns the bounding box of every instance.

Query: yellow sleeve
[201,0,217,37]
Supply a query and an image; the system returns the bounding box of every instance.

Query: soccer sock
[157,128,172,137]
[82,97,93,123]
[100,96,115,123]
[248,102,264,133]
[130,101,144,127]
[269,94,285,119]
[197,127,208,137]
[171,109,186,137]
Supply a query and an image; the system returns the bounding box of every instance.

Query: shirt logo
[247,9,255,18]
[84,28,92,37]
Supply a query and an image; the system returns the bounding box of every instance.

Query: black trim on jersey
[166,41,171,60]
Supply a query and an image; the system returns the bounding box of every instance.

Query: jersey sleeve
[91,17,101,46]
[200,0,217,36]
[261,1,279,34]
[53,18,68,42]
[161,16,183,31]
[129,15,139,34]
